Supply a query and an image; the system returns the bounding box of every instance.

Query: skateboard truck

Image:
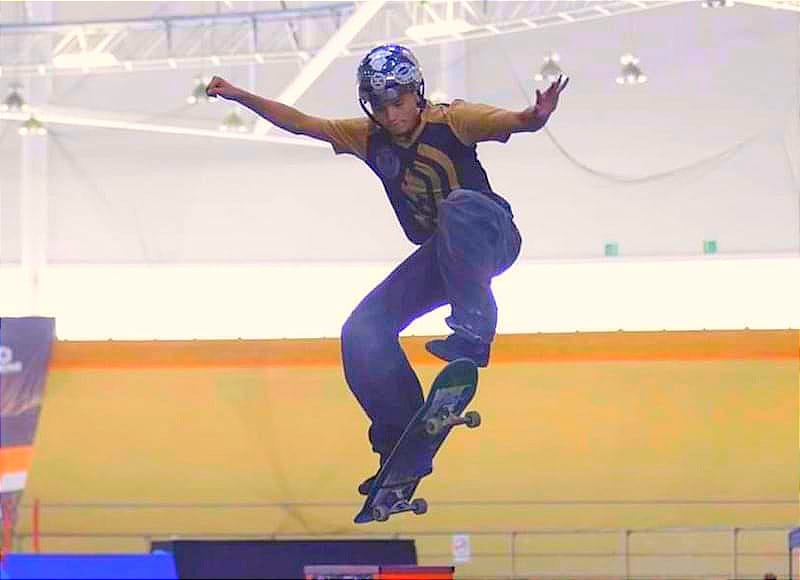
[373,492,428,522]
[424,408,481,436]
[354,359,480,524]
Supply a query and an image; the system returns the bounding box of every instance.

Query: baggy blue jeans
[340,189,522,459]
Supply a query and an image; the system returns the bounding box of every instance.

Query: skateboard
[354,358,480,524]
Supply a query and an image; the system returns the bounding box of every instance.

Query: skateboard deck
[354,358,480,524]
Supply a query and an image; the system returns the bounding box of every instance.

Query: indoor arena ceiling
[0,0,721,79]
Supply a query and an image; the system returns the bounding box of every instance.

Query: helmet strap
[359,98,385,131]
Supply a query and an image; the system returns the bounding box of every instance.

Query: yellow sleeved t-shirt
[317,100,522,244]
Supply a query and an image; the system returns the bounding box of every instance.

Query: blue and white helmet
[357,44,425,117]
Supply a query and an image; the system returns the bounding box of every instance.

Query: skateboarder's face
[372,91,421,138]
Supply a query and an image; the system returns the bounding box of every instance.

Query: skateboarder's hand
[206,76,242,101]
[533,74,569,119]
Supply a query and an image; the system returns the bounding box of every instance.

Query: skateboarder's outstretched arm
[445,75,569,146]
[518,74,569,133]
[205,76,366,153]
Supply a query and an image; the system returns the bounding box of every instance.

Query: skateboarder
[206,44,568,493]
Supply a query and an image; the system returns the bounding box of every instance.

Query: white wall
[1,256,798,339]
[0,2,798,265]
[1,2,799,337]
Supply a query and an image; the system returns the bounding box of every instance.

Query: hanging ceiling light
[616,54,647,85]
[219,110,247,133]
[18,115,47,136]
[187,76,215,105]
[534,52,563,83]
[2,85,30,113]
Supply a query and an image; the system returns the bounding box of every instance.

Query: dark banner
[0,317,55,541]
[151,540,417,579]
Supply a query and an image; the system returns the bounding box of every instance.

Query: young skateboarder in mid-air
[206,44,568,493]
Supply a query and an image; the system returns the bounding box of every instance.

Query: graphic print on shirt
[375,146,402,180]
[400,143,461,231]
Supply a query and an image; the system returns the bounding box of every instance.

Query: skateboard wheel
[373,505,390,522]
[425,418,442,436]
[411,498,428,515]
[465,411,481,428]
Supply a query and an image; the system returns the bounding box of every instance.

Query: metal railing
[7,499,798,579]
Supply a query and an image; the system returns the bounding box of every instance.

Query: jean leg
[341,240,447,458]
[436,189,522,344]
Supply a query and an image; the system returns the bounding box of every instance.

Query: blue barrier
[790,527,800,550]
[1,553,177,579]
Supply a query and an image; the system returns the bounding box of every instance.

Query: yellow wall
[15,330,799,577]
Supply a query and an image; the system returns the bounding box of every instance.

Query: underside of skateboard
[361,401,481,523]
[370,485,430,522]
